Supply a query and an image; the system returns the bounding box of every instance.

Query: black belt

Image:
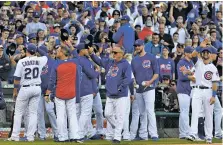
[22,84,40,87]
[192,86,212,89]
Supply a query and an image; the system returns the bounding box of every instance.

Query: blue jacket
[144,42,164,56]
[78,56,99,97]
[112,23,135,53]
[131,53,159,93]
[176,58,194,96]
[37,48,55,94]
[90,54,132,98]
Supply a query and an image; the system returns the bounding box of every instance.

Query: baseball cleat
[214,136,222,140]
[151,137,159,141]
[112,139,120,144]
[70,139,83,143]
[206,138,212,144]
[186,135,196,141]
[7,137,19,141]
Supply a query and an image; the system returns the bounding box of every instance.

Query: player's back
[15,56,48,86]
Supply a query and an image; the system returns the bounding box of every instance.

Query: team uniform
[90,53,132,142]
[189,56,220,142]
[47,58,81,142]
[131,53,159,140]
[176,51,194,139]
[36,46,58,140]
[11,55,48,141]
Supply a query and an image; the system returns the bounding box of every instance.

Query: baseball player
[176,46,194,139]
[36,45,58,140]
[89,45,132,144]
[131,39,159,141]
[188,47,220,144]
[75,43,99,140]
[44,45,82,143]
[8,43,48,141]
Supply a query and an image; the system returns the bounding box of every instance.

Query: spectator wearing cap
[176,46,194,139]
[210,30,222,50]
[213,11,222,27]
[28,33,37,44]
[14,7,22,15]
[144,33,163,58]
[45,12,55,26]
[89,44,132,143]
[159,24,174,51]
[158,47,175,81]
[134,6,150,28]
[8,20,16,35]
[113,15,135,54]
[76,43,99,140]
[25,11,47,35]
[200,10,211,26]
[95,2,112,20]
[15,34,24,45]
[171,43,184,80]
[138,19,154,41]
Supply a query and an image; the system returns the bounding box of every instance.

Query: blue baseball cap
[210,47,218,54]
[76,43,86,51]
[201,47,212,53]
[16,34,23,39]
[184,46,193,53]
[28,33,37,40]
[134,39,144,46]
[27,43,37,53]
[38,45,48,53]
[102,2,109,8]
[121,15,130,21]
[33,11,40,18]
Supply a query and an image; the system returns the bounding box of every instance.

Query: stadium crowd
[0,1,222,144]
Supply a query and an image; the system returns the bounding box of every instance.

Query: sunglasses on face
[171,83,176,86]
[32,38,36,40]
[114,13,119,15]
[135,45,141,47]
[112,51,118,54]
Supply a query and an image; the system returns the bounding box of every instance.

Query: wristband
[212,90,217,97]
[14,84,20,89]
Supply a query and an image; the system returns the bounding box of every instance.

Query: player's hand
[13,89,18,101]
[130,95,135,102]
[210,97,215,105]
[144,81,152,87]
[45,96,50,103]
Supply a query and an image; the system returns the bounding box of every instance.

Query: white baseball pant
[11,86,41,141]
[130,95,148,140]
[178,93,191,138]
[55,97,79,141]
[190,88,214,139]
[214,96,222,137]
[86,92,104,137]
[122,95,131,140]
[104,97,127,141]
[78,94,94,139]
[136,89,158,139]
[37,95,58,138]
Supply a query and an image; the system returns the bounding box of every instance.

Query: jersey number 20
[24,67,39,79]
